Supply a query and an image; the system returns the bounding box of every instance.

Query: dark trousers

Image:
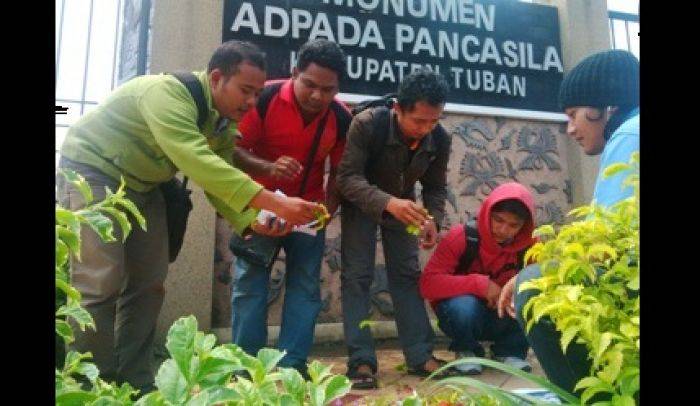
[57,157,168,391]
[435,294,529,359]
[340,204,434,372]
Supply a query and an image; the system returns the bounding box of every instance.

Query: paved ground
[308,338,545,403]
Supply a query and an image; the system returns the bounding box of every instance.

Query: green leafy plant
[56,169,146,404]
[136,315,352,406]
[420,357,579,405]
[519,152,640,405]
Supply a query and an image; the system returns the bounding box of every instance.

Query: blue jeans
[231,229,325,370]
[435,295,529,359]
[515,264,594,396]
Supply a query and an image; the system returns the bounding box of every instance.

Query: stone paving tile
[310,339,545,404]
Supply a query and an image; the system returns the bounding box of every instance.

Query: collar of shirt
[388,110,436,152]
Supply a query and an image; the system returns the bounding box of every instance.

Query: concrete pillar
[535,0,612,206]
[149,0,223,342]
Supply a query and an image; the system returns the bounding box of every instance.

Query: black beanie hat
[558,49,639,111]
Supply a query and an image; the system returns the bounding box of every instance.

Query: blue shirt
[591,108,639,208]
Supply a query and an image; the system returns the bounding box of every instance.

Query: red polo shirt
[237,79,349,202]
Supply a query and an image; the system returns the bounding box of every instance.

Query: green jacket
[60,71,260,234]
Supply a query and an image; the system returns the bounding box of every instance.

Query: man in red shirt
[419,182,536,375]
[230,39,351,377]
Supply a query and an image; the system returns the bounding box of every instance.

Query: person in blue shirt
[495,49,639,397]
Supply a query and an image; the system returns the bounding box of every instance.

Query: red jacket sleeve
[419,225,491,301]
[236,107,263,150]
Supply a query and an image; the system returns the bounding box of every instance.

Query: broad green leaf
[580,383,614,405]
[563,243,585,259]
[55,319,74,343]
[603,162,631,179]
[620,323,639,338]
[257,347,286,373]
[55,391,98,406]
[597,332,614,360]
[358,319,376,330]
[115,197,147,231]
[587,243,618,262]
[626,274,639,291]
[56,278,81,301]
[60,169,94,204]
[401,396,423,406]
[76,362,100,384]
[81,211,117,243]
[98,207,132,242]
[323,375,351,405]
[155,359,189,405]
[597,350,623,385]
[309,385,326,406]
[198,386,242,404]
[134,391,167,406]
[165,315,197,381]
[280,367,306,404]
[280,393,301,406]
[559,325,580,352]
[307,360,333,384]
[611,394,636,406]
[532,225,555,238]
[56,206,81,233]
[56,238,70,270]
[57,301,95,331]
[57,225,81,261]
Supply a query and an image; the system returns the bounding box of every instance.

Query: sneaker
[453,351,482,375]
[495,356,532,372]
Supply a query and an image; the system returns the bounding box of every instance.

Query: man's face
[292,63,340,116]
[490,210,526,245]
[394,101,444,140]
[564,106,608,155]
[210,62,266,122]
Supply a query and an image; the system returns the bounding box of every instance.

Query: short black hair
[296,39,346,79]
[207,40,266,77]
[396,68,449,111]
[492,199,531,223]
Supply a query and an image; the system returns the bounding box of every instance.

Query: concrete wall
[149,0,613,340]
[149,0,224,342]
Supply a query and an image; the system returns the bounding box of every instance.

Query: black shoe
[346,364,378,390]
[407,357,459,379]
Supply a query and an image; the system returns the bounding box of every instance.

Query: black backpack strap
[367,107,391,164]
[456,223,480,274]
[170,72,208,130]
[330,100,352,141]
[516,248,528,271]
[256,81,284,121]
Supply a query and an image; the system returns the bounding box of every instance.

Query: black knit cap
[558,49,639,111]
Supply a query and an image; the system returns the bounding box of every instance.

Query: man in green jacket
[56,40,319,393]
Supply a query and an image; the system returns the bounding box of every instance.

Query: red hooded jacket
[419,182,536,307]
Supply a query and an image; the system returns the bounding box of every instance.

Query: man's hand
[267,156,303,181]
[385,197,430,226]
[250,217,293,237]
[420,218,438,249]
[485,281,502,310]
[497,276,518,319]
[275,196,320,225]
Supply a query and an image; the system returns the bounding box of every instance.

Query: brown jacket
[336,106,451,228]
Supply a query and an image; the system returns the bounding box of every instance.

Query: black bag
[160,72,208,263]
[229,103,331,270]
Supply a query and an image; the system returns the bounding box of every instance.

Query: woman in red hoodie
[419,182,536,375]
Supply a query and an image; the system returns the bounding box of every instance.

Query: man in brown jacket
[336,69,453,388]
